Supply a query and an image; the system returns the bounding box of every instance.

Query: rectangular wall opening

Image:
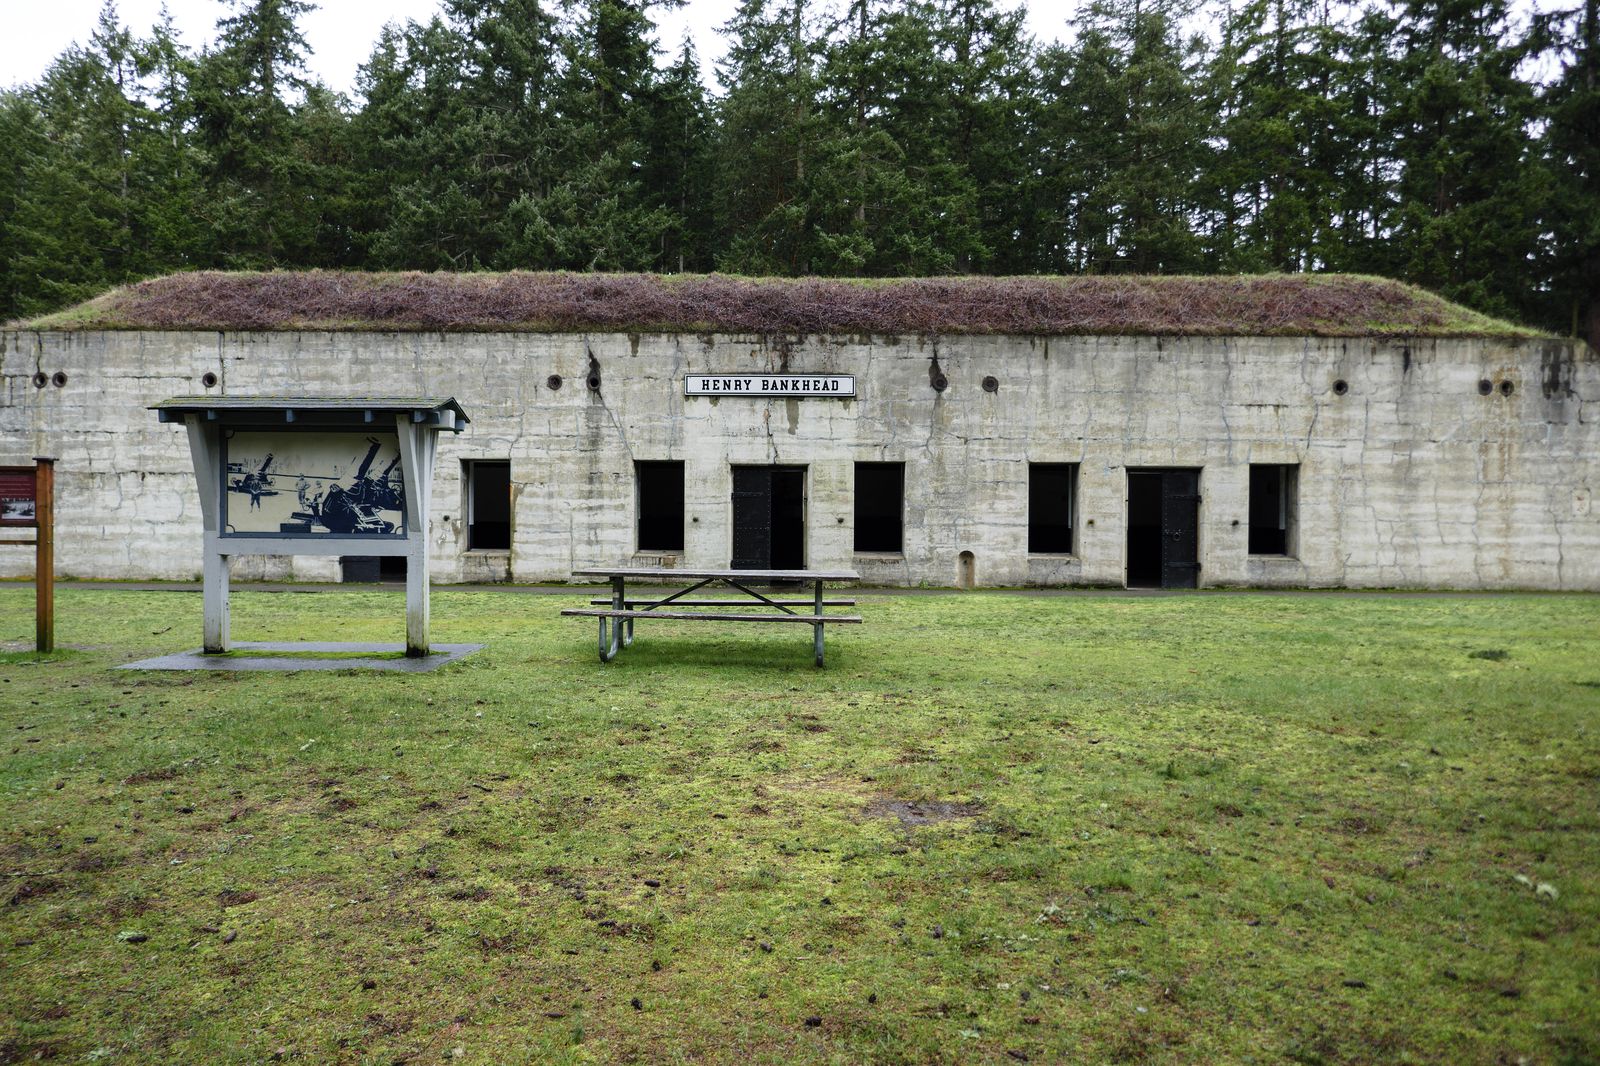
[464,460,511,550]
[731,465,806,571]
[854,462,904,553]
[1028,463,1077,553]
[1248,464,1296,556]
[1127,468,1202,589]
[636,460,685,552]
[340,556,406,582]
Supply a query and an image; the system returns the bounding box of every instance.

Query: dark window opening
[1248,464,1295,556]
[636,461,685,552]
[1029,463,1077,553]
[466,460,511,550]
[854,462,904,553]
[341,555,406,582]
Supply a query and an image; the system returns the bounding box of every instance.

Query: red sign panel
[0,467,37,526]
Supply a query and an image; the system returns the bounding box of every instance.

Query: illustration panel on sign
[223,432,405,537]
[0,468,36,527]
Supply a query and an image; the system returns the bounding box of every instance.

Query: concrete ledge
[117,641,484,672]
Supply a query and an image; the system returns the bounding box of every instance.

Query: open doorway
[1126,468,1201,589]
[731,465,806,571]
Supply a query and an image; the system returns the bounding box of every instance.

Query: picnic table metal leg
[598,615,621,662]
[615,575,635,647]
[813,579,825,667]
[597,576,625,662]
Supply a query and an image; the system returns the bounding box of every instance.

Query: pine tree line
[1,0,1595,341]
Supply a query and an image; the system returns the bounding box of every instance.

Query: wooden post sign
[1,458,55,653]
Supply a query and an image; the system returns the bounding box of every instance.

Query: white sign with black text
[685,374,856,398]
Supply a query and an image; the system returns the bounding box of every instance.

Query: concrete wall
[2,329,1596,589]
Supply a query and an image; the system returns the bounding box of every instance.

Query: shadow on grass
[567,636,856,674]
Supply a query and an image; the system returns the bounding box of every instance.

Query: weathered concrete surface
[2,329,1596,589]
[116,642,484,672]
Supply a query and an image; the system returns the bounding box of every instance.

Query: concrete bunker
[4,272,1597,593]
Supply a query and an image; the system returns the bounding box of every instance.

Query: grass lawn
[1,586,1597,1064]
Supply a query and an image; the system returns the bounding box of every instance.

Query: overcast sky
[1,0,1560,97]
[0,0,1082,96]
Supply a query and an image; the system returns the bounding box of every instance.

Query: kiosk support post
[203,550,231,653]
[397,416,436,657]
[34,457,54,653]
[185,416,231,653]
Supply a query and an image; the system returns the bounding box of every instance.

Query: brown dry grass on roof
[18,270,1538,337]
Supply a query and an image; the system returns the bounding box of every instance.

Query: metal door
[731,466,772,569]
[1160,470,1201,589]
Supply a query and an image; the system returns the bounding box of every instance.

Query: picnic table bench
[562,567,862,666]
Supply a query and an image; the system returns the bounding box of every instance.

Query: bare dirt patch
[864,797,984,826]
[6,878,61,906]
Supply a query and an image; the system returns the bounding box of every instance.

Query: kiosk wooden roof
[152,396,468,429]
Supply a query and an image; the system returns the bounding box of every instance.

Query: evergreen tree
[498,0,673,269]
[643,41,716,271]
[5,4,151,312]
[927,0,1036,272]
[714,0,824,273]
[1385,0,1545,320]
[1032,0,1209,274]
[1535,0,1600,341]
[1317,2,1399,274]
[809,0,942,273]
[807,0,991,274]
[135,6,214,273]
[0,91,70,318]
[356,16,487,268]
[191,0,322,265]
[0,0,1585,338]
[1206,0,1351,271]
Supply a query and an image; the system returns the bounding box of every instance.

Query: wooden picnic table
[562,566,862,667]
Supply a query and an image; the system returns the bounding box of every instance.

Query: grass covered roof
[15,270,1540,338]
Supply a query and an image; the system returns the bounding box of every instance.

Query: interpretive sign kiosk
[152,397,469,656]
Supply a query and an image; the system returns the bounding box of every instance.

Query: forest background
[1,0,1595,343]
